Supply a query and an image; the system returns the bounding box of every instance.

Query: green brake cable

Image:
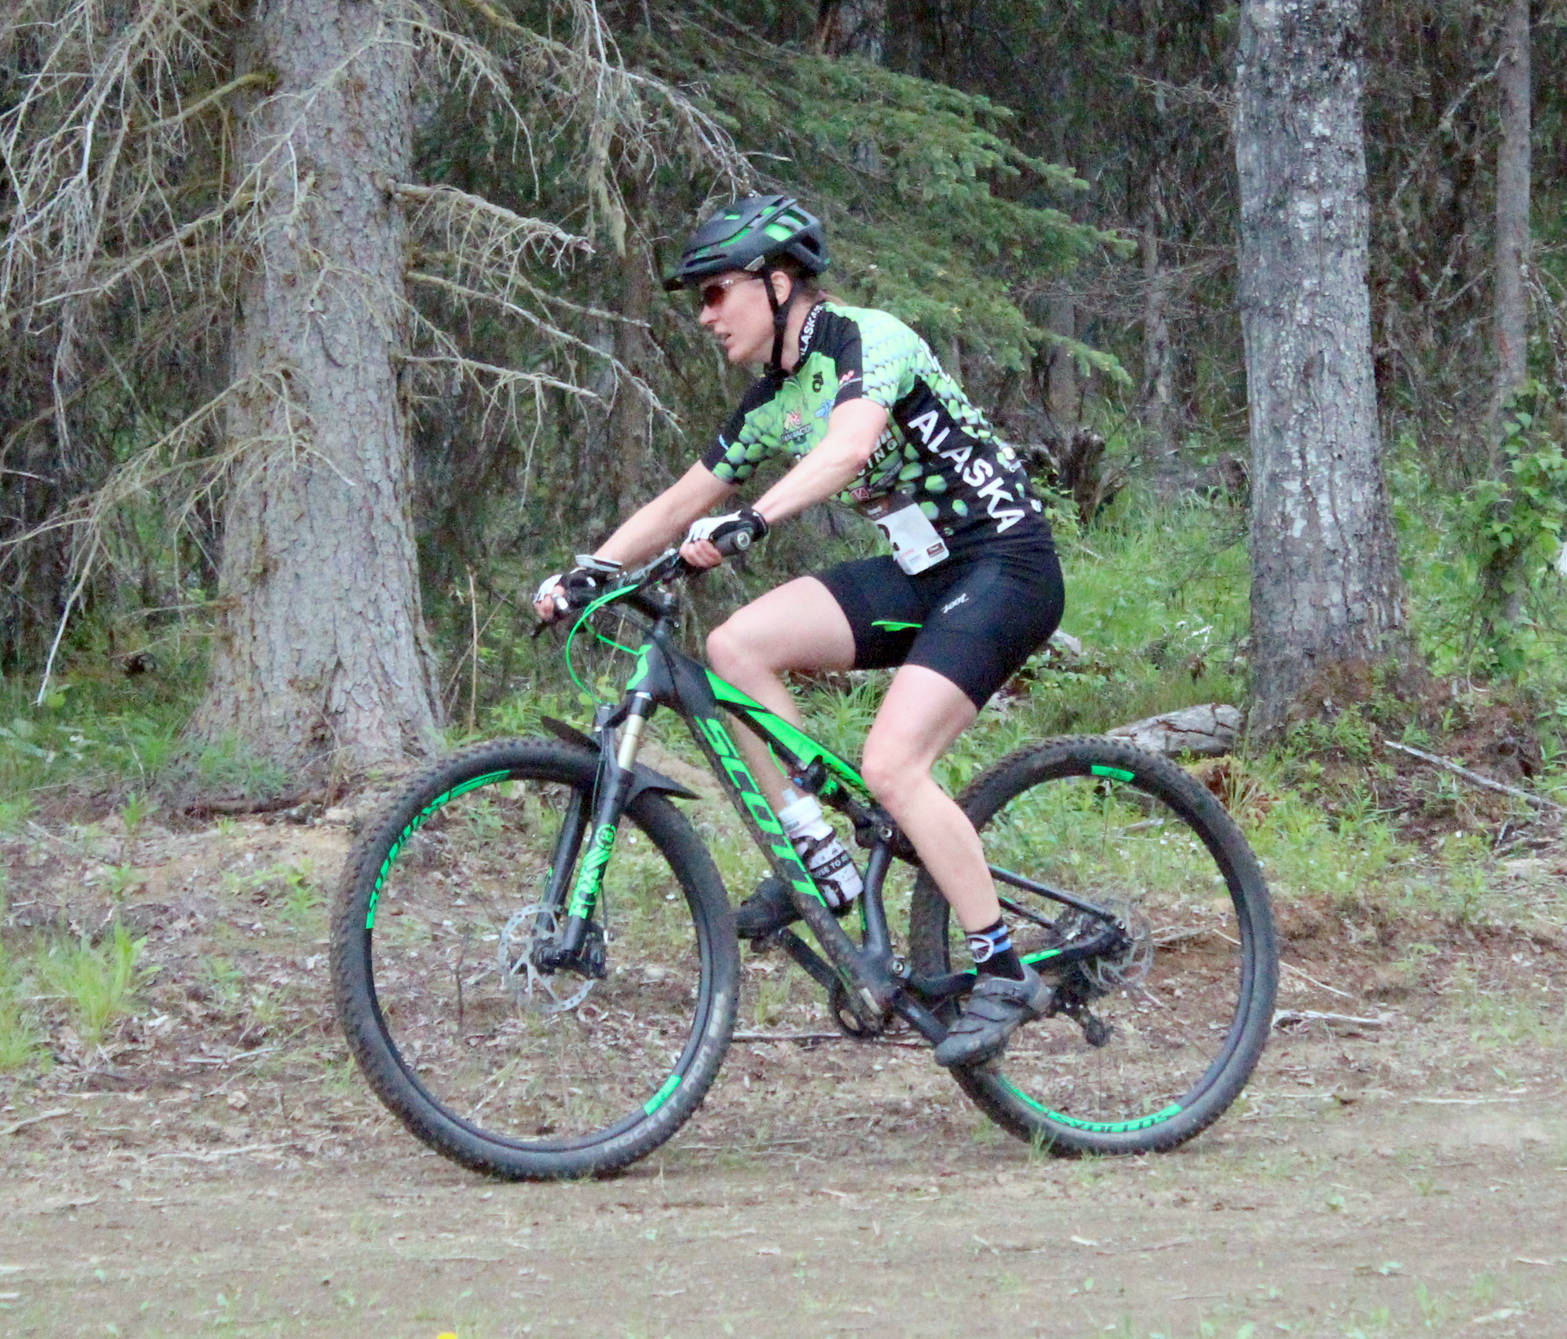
[564,583,642,703]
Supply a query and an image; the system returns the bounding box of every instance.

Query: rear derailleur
[1048,974,1113,1048]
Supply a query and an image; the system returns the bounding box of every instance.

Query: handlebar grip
[712,528,753,558]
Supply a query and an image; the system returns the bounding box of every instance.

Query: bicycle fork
[534,696,656,976]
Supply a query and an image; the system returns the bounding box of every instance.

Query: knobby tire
[330,738,738,1180]
[908,735,1278,1156]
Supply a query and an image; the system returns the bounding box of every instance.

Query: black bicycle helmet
[662,194,828,292]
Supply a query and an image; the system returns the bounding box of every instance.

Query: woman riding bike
[534,193,1065,1067]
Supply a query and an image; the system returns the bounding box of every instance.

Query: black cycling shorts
[815,546,1065,710]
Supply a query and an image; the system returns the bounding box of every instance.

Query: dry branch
[1382,740,1567,814]
[0,1108,72,1137]
[1272,1009,1393,1031]
[1,0,745,691]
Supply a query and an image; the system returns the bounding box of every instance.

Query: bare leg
[705,576,857,806]
[859,665,999,933]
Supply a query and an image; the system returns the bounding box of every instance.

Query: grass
[220,857,322,925]
[0,916,154,1069]
[36,921,154,1046]
[0,653,292,839]
[5,482,1567,1000]
[0,928,47,1073]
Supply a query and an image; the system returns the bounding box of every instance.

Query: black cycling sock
[966,917,1025,981]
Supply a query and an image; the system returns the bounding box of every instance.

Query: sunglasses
[695,274,762,312]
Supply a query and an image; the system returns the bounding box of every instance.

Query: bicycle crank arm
[769,929,842,995]
[787,889,897,1022]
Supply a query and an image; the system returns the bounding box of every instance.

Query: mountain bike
[330,545,1279,1180]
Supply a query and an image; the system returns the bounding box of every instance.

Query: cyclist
[535,194,1065,1067]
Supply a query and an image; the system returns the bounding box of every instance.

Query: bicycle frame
[541,560,1124,1042]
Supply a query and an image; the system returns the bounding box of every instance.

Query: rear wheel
[909,736,1277,1155]
[331,737,738,1179]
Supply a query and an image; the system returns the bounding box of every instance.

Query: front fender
[539,715,702,803]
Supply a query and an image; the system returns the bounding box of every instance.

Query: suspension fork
[542,693,655,966]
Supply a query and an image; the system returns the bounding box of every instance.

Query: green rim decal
[1021,947,1063,964]
[871,619,922,632]
[1000,1081,1182,1134]
[643,1073,682,1116]
[1090,764,1136,783]
[368,769,512,928]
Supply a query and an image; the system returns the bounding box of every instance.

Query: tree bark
[1106,704,1242,758]
[1235,0,1406,739]
[1138,198,1177,465]
[1044,292,1080,428]
[191,0,440,775]
[1134,0,1177,472]
[817,0,887,60]
[1492,0,1531,422]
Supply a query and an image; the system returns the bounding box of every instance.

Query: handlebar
[535,525,758,636]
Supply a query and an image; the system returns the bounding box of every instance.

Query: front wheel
[909,736,1278,1156]
[330,737,739,1179]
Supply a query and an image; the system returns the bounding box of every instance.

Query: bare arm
[678,399,889,569]
[594,462,737,566]
[750,399,888,526]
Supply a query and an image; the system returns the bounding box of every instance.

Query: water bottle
[777,789,862,910]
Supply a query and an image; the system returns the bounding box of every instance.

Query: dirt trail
[2,814,1565,1337]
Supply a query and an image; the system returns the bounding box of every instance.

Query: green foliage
[1024,487,1249,735]
[643,7,1126,372]
[0,671,186,826]
[35,922,154,1047]
[1464,383,1567,674]
[1393,386,1567,756]
[0,906,47,1074]
[221,858,322,925]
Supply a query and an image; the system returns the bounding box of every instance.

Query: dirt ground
[2,806,1565,1339]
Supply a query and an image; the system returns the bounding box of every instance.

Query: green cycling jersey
[700,301,1050,557]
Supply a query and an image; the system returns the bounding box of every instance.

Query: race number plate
[863,493,949,574]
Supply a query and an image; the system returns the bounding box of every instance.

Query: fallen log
[1106,704,1242,758]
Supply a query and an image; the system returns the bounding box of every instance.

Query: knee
[861,739,925,813]
[707,618,758,681]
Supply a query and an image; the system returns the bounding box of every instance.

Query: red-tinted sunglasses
[695,274,762,312]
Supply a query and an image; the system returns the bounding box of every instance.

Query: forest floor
[1,796,1566,1339]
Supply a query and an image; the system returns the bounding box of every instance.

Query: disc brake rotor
[499,904,596,1014]
[1078,895,1154,992]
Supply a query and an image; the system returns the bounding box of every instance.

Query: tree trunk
[1481,0,1534,630]
[584,242,654,540]
[191,0,440,776]
[816,0,887,59]
[1492,0,1531,423]
[1044,292,1080,429]
[1138,203,1176,466]
[1235,0,1406,739]
[1134,0,1177,472]
[817,0,887,175]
